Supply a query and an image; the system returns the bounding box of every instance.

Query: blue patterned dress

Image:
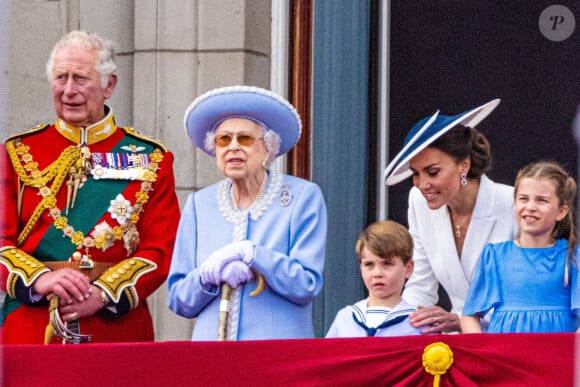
[463,239,579,333]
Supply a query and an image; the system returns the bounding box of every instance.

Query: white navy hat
[384,99,500,185]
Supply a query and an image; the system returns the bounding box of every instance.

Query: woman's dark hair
[430,125,492,179]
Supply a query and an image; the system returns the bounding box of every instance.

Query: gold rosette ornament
[422,342,454,387]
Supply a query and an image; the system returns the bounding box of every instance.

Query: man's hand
[33,269,91,305]
[57,284,107,322]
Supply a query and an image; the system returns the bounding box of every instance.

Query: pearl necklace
[229,173,268,212]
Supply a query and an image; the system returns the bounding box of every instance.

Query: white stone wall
[0,0,273,341]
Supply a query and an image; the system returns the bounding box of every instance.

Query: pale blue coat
[167,173,327,340]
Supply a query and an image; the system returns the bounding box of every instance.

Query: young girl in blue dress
[461,161,580,333]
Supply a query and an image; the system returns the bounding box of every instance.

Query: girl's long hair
[514,160,577,285]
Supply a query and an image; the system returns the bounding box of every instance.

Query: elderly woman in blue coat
[167,86,327,340]
[384,99,517,333]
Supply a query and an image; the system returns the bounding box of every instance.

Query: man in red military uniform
[0,30,180,344]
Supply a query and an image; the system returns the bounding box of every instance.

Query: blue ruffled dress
[463,239,579,333]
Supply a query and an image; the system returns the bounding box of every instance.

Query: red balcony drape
[2,333,577,386]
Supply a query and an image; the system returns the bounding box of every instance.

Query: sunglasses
[214,133,263,147]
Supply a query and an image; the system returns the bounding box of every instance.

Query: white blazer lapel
[462,176,498,281]
[462,218,495,281]
[429,207,470,296]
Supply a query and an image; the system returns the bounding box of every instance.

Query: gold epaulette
[121,127,168,152]
[3,124,50,144]
[0,247,50,296]
[94,257,157,308]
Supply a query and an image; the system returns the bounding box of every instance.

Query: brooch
[108,194,134,225]
[278,185,292,207]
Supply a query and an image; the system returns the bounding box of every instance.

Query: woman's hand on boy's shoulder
[409,305,460,333]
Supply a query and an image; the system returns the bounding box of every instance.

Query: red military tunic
[0,108,180,344]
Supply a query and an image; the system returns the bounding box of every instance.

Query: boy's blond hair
[355,220,413,264]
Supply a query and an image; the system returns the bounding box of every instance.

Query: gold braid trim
[7,272,19,298]
[6,140,79,188]
[122,127,168,152]
[6,141,81,246]
[3,124,48,144]
[18,195,58,246]
[94,257,157,307]
[123,287,138,310]
[0,246,50,294]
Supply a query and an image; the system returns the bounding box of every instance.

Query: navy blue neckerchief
[352,312,410,337]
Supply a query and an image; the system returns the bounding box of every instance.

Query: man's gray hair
[46,30,117,88]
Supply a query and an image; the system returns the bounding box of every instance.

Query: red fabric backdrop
[2,333,578,386]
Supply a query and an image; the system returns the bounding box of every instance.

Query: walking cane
[217,283,233,341]
[216,272,265,341]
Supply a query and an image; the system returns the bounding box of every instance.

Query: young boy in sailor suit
[326,221,425,337]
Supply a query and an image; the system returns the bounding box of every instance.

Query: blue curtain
[311,0,371,336]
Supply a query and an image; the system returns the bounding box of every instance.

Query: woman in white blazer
[384,99,517,333]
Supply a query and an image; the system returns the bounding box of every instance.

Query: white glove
[221,261,254,289]
[199,241,254,286]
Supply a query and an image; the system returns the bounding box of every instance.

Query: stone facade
[0,0,277,341]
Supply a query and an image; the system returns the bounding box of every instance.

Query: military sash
[33,136,155,261]
[1,134,157,325]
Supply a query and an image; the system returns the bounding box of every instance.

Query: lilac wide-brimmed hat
[384,99,500,186]
[184,85,302,156]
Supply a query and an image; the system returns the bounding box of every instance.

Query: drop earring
[460,172,467,186]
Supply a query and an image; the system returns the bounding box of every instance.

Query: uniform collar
[55,105,117,145]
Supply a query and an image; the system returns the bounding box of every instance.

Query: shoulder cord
[6,140,80,245]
